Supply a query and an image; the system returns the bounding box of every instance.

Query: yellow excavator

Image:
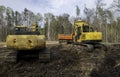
[73,20,102,44]
[58,20,104,51]
[6,22,50,62]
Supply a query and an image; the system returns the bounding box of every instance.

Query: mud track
[0,44,120,77]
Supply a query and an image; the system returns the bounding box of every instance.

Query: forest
[0,0,120,43]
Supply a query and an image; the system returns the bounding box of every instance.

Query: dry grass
[46,41,59,45]
[0,42,6,47]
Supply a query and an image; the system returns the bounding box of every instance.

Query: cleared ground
[0,42,120,77]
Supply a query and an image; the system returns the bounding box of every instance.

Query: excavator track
[0,47,51,63]
[16,48,51,62]
[5,50,17,63]
[39,48,51,62]
[0,47,17,63]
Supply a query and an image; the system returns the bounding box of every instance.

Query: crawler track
[0,48,17,63]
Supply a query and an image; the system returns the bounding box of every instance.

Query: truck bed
[58,34,73,40]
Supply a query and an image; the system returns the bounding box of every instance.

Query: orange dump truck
[58,34,73,44]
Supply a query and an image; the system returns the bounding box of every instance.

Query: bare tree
[76,5,80,19]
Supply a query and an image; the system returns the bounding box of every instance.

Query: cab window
[83,26,94,32]
[15,27,27,32]
[83,26,89,32]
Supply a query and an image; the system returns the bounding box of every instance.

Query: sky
[0,0,113,17]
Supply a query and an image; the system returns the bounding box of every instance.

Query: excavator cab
[14,26,27,34]
[73,20,102,44]
[15,26,27,32]
[14,24,40,35]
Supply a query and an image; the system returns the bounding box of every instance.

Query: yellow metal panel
[81,32,102,41]
[74,20,88,27]
[6,35,46,50]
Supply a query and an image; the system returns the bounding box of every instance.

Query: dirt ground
[0,43,120,77]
